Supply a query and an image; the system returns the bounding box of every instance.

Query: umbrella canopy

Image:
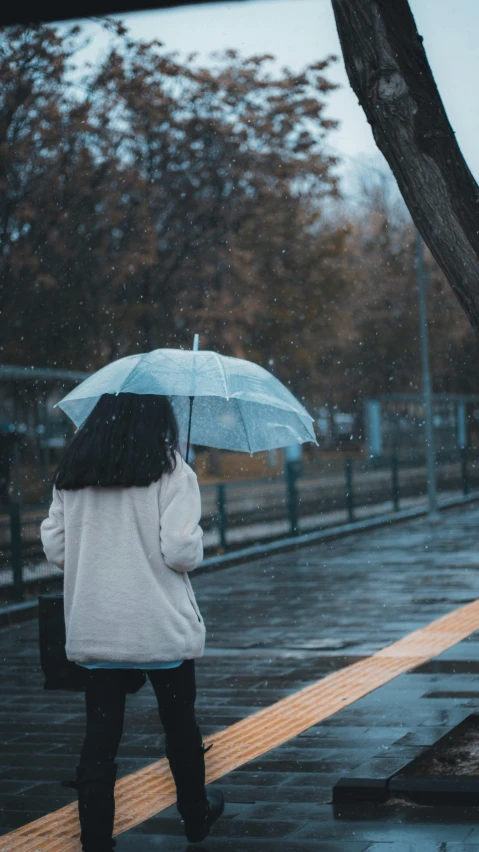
[55,349,316,454]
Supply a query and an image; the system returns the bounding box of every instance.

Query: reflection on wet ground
[3,504,479,848]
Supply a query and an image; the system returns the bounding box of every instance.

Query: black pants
[80,660,200,768]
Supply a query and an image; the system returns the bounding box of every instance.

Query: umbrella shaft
[186,396,194,465]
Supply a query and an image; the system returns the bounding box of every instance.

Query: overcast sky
[72,0,479,190]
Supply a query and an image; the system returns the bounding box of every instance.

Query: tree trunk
[331,0,479,333]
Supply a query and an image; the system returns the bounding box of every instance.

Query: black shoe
[180,788,225,843]
[74,761,117,852]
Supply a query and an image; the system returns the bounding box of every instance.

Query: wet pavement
[3,504,479,849]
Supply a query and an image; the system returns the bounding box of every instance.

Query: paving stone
[133,815,300,839]
[337,801,479,826]
[115,836,369,852]
[292,816,474,843]
[0,793,74,812]
[392,727,452,747]
[0,781,38,795]
[0,810,49,830]
[366,846,479,852]
[0,767,76,784]
[3,503,479,849]
[235,757,356,773]
[242,801,333,821]
[218,770,286,787]
[223,783,333,803]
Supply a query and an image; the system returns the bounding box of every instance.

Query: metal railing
[1,447,479,602]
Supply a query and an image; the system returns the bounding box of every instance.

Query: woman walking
[40,392,224,851]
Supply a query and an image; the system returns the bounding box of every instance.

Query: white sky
[70,0,479,190]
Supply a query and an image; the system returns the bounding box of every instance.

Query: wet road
[2,503,479,849]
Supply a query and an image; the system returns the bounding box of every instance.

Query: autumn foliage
[0,25,341,375]
[1,22,478,413]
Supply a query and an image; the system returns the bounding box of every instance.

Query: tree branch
[331,0,479,332]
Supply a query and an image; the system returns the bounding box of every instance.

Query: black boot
[179,788,225,844]
[75,761,117,852]
[165,728,225,843]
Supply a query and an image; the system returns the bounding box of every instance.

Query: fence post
[9,502,24,602]
[461,446,469,496]
[391,454,400,511]
[285,461,299,536]
[216,483,228,550]
[345,457,354,523]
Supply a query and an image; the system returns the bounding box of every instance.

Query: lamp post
[416,231,439,520]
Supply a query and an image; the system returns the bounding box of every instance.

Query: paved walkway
[3,504,479,849]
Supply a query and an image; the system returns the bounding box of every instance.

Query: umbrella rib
[237,401,252,454]
[116,351,150,395]
[213,353,229,399]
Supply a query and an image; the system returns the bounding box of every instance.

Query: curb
[0,598,39,628]
[1,491,479,628]
[333,712,478,806]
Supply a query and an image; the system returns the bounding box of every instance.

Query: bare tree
[330,0,479,333]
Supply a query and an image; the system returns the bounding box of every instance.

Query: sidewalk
[2,504,479,849]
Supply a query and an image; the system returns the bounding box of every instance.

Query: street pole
[416,231,439,520]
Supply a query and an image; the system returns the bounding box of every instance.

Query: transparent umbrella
[56,345,317,457]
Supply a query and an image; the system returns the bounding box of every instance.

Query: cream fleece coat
[40,454,205,665]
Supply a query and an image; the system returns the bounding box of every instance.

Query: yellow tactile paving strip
[3,597,479,851]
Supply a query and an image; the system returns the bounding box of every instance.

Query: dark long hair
[55,393,179,490]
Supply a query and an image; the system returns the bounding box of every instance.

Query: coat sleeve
[40,486,65,569]
[159,461,203,574]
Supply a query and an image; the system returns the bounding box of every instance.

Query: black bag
[38,594,146,694]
